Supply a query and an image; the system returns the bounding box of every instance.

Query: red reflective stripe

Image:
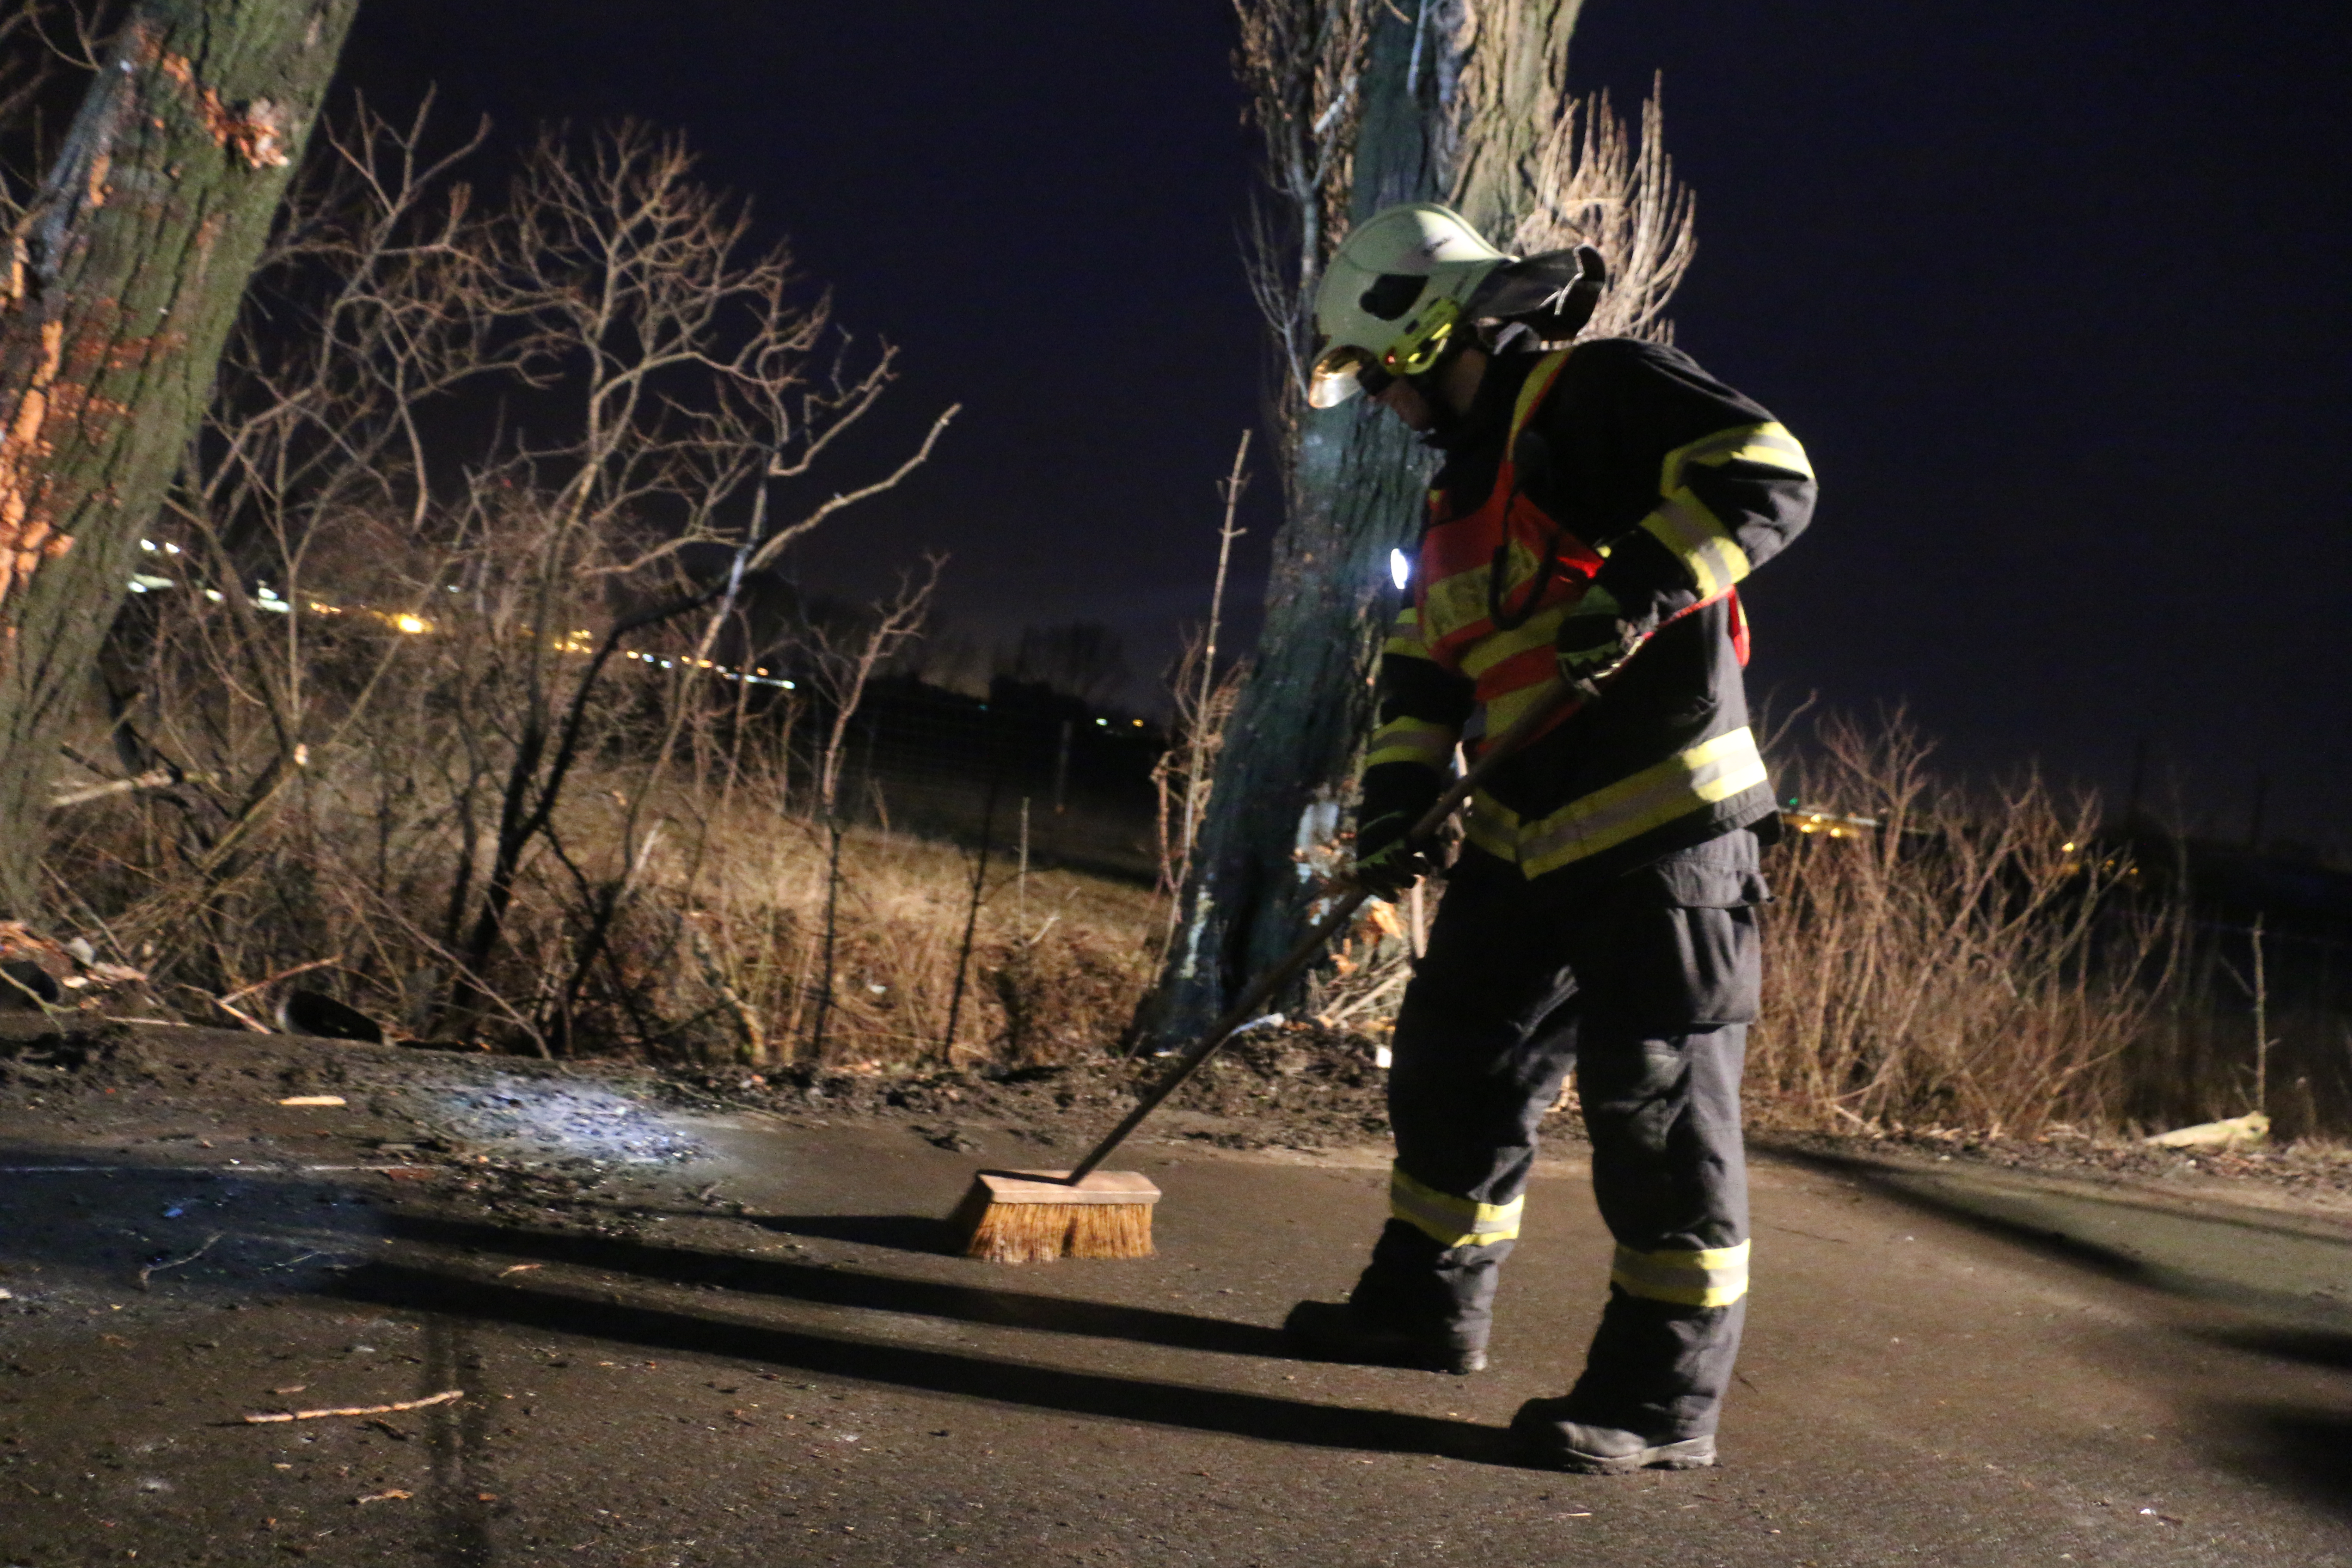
[1729,588,1750,667]
[1473,643,1559,705]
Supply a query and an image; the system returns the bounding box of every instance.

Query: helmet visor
[1308,344,1373,409]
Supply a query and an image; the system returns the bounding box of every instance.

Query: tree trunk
[1140,0,1583,1047]
[0,0,358,918]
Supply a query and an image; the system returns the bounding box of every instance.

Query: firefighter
[1281,203,1816,1474]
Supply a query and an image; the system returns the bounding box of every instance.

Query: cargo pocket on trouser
[1607,831,1768,1032]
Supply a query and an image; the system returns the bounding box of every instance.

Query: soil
[7,1011,2350,1229]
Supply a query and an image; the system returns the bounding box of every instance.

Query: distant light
[163,542,180,554]
[392,613,429,634]
[140,539,157,552]
[1096,718,1109,727]
[2061,841,2077,853]
[781,680,795,690]
[1389,548,1410,590]
[1132,719,1143,727]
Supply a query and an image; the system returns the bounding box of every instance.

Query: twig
[47,769,181,809]
[138,1233,224,1290]
[193,989,272,1032]
[242,1389,464,1424]
[941,766,999,1055]
[218,954,343,1006]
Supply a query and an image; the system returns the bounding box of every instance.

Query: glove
[1555,583,1647,700]
[1351,808,1434,900]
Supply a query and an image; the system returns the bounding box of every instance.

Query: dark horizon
[329,0,2350,855]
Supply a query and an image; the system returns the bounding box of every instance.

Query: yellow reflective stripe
[1482,679,1562,742]
[1640,488,1752,597]
[1381,603,1440,662]
[1659,421,1813,493]
[1516,729,1767,877]
[1457,602,1567,681]
[1462,791,1518,862]
[1611,1240,1750,1308]
[1390,1166,1523,1248]
[1364,717,1457,772]
[1510,349,1574,443]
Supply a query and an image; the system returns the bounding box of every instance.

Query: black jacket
[1360,338,1816,891]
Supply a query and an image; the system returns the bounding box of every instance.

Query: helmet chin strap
[1403,335,1479,441]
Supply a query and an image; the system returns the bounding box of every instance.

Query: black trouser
[1349,829,1764,1442]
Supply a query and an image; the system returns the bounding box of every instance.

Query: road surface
[1,1028,2347,1565]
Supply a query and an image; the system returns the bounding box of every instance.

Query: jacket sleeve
[1577,343,1817,634]
[1357,602,1474,827]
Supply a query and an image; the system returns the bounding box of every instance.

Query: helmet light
[1381,297,1464,378]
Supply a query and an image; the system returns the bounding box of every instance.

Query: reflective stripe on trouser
[1611,1240,1750,1308]
[1347,839,1759,1436]
[1389,1166,1524,1248]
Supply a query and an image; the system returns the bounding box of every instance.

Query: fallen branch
[197,989,272,1032]
[242,1389,464,1424]
[47,769,182,809]
[219,954,343,1006]
[138,1232,223,1290]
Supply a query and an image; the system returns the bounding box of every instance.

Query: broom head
[952,1169,1161,1263]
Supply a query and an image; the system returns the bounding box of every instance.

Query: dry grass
[1748,710,2177,1139]
[48,729,1160,1071]
[661,789,1157,1071]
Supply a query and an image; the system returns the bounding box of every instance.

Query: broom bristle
[950,1170,1160,1263]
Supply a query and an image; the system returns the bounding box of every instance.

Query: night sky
[336,2,2351,852]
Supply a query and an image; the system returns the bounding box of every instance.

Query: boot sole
[1537,1436,1717,1475]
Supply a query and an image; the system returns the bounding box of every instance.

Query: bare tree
[1501,78,1694,342]
[805,552,945,818]
[435,126,955,1031]
[52,107,955,1047]
[1150,624,1245,925]
[0,0,361,918]
[1147,0,1628,1046]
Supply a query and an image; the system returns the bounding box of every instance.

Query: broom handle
[1064,680,1577,1184]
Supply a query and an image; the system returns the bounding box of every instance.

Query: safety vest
[1412,349,1746,754]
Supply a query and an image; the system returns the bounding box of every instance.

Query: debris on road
[136,1233,222,1290]
[276,1095,347,1107]
[242,1389,464,1424]
[355,1489,413,1505]
[2144,1111,2269,1150]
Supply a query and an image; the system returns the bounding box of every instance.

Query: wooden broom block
[971,1170,1161,1205]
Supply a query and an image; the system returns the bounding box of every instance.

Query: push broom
[951,680,1579,1263]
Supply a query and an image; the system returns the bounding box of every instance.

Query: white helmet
[1307,203,1511,409]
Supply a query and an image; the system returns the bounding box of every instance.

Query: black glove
[1351,808,1434,900]
[1554,583,1647,700]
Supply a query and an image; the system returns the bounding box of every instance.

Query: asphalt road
[2,1035,2348,1566]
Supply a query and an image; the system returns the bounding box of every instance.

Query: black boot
[1283,1300,1488,1375]
[1510,1396,1715,1473]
